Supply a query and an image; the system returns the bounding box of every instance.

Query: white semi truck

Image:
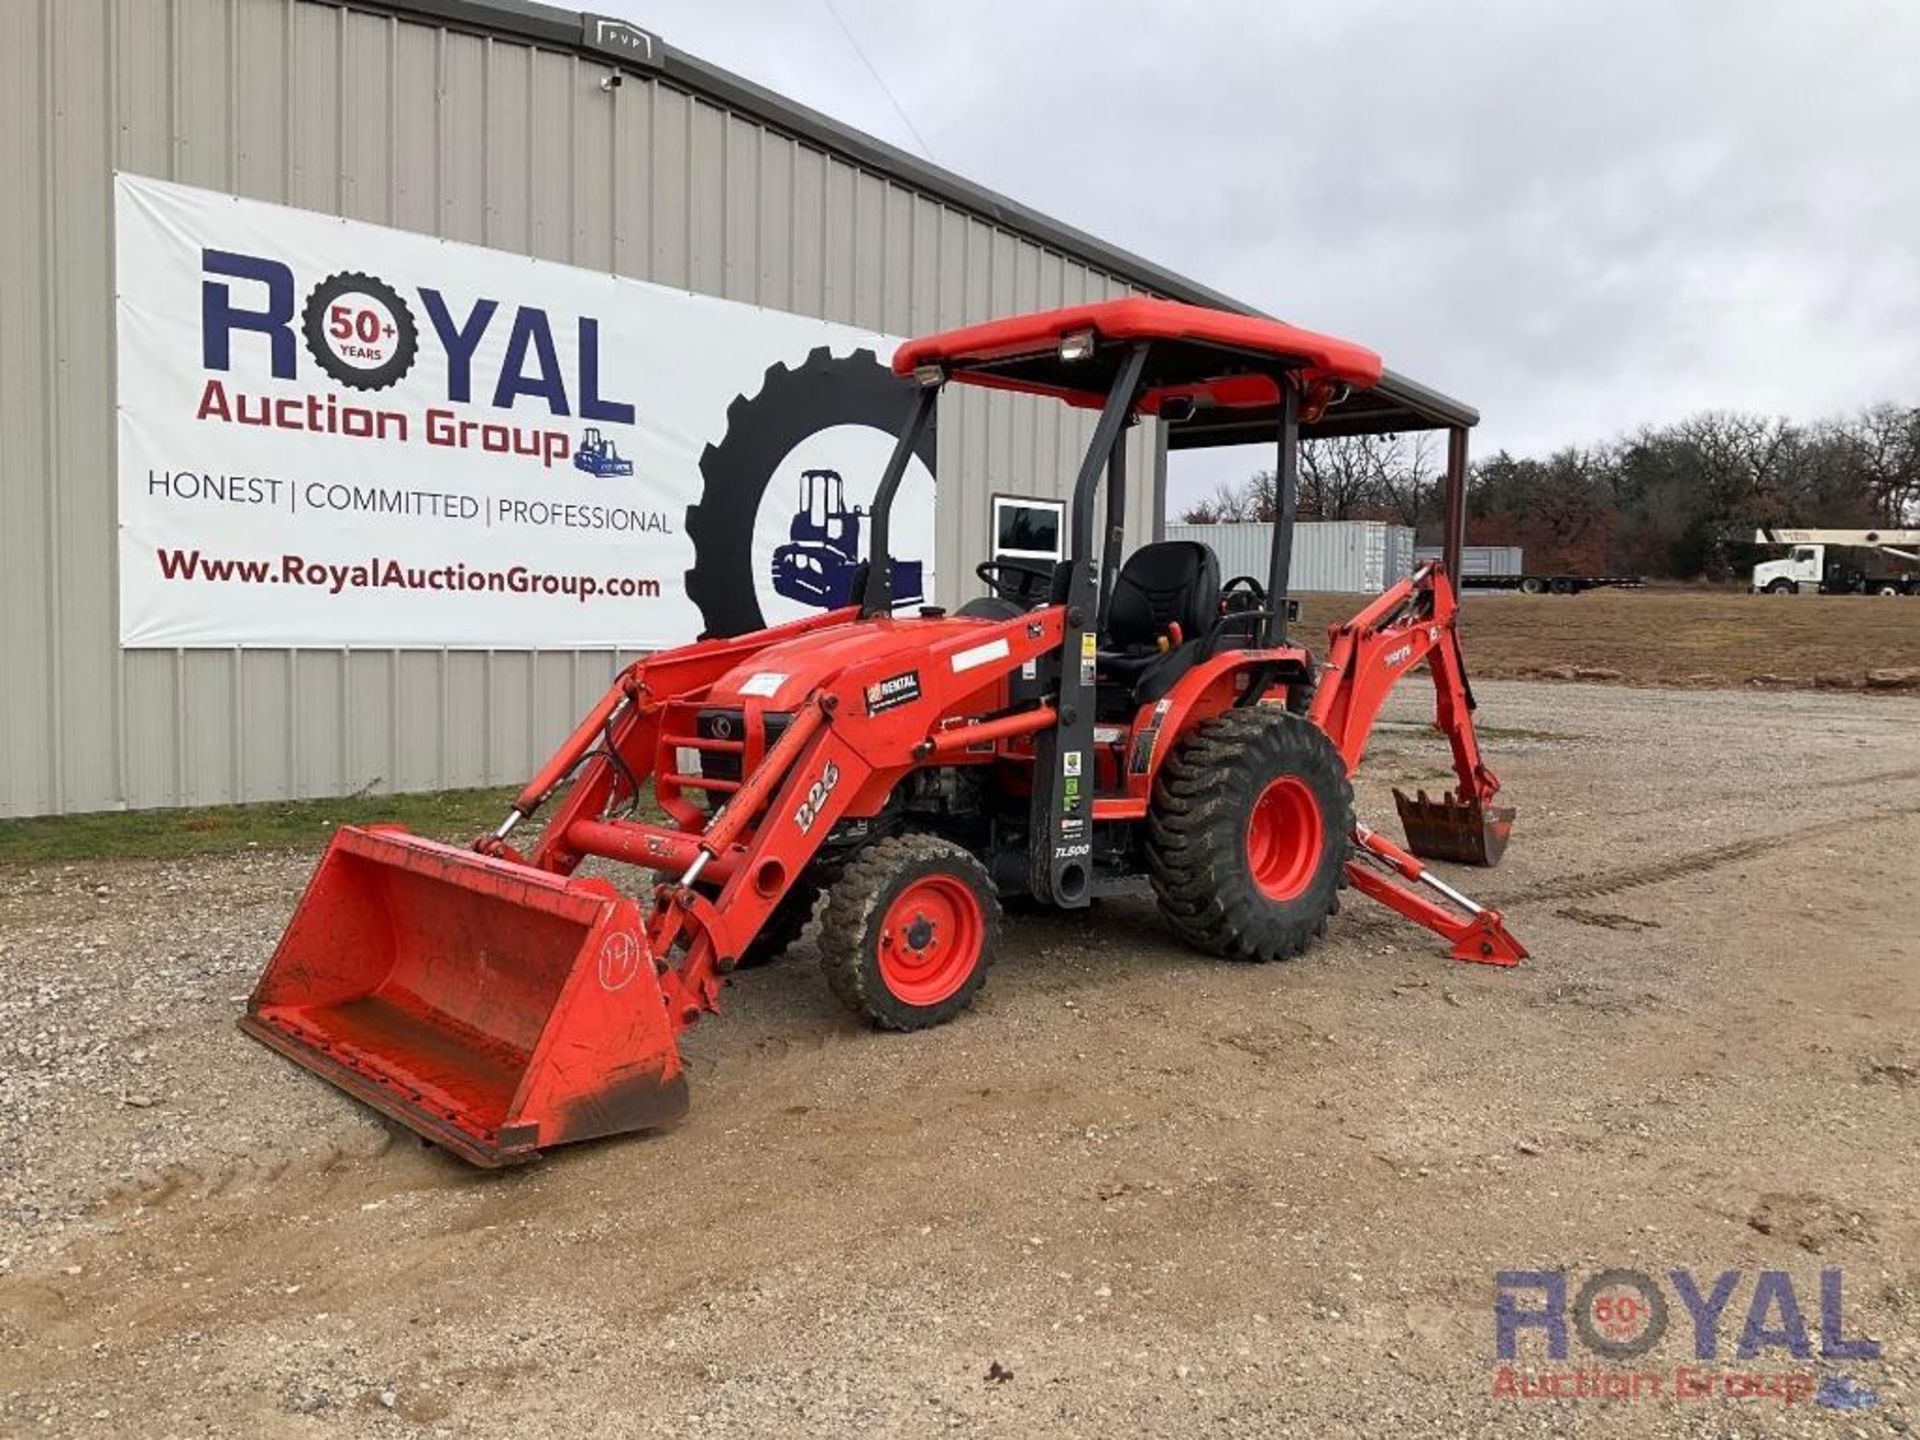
[1751,528,1920,596]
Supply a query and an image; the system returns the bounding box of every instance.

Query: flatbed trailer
[1459,573,1645,596]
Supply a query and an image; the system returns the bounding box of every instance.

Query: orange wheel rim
[1245,775,1324,901]
[877,875,984,1006]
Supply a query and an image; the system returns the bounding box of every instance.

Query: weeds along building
[1,0,1270,818]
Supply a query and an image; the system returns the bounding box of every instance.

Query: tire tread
[817,833,999,1030]
[1146,710,1353,962]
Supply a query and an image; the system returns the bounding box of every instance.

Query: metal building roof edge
[356,0,1479,430]
[356,0,1251,311]
[1377,369,1481,430]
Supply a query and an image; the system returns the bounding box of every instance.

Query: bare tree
[1374,432,1438,529]
[1178,397,1919,576]
[1671,412,1799,522]
[1846,403,1920,523]
[1296,433,1437,523]
[1298,435,1383,520]
[1179,472,1275,525]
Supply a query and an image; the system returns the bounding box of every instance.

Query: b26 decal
[794,759,841,835]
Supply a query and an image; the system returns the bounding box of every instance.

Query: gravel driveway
[2,680,1915,1436]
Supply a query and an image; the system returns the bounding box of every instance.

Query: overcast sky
[614,0,1920,514]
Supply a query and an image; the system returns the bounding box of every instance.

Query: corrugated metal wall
[1165,521,1418,593]
[0,0,1161,818]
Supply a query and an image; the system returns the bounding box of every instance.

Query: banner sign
[114,174,936,647]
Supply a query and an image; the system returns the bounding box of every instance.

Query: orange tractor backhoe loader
[243,298,1524,1167]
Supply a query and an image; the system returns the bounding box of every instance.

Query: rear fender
[1119,646,1313,796]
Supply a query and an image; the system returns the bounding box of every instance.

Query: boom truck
[1751,528,1920,596]
[243,298,1524,1167]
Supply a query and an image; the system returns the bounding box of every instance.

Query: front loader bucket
[241,826,686,1166]
[1394,789,1515,868]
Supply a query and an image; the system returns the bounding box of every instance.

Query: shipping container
[1415,545,1526,577]
[1168,521,1418,593]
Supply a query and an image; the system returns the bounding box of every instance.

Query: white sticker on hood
[738,671,787,697]
[950,638,1011,674]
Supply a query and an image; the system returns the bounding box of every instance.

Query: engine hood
[705,613,1019,711]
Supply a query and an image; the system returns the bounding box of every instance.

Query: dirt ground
[2,679,1917,1437]
[1297,588,1920,690]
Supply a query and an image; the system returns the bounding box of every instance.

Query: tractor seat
[1097,540,1222,706]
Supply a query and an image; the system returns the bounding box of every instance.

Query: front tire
[1147,710,1353,962]
[1767,579,1798,595]
[818,835,999,1030]
[721,876,823,968]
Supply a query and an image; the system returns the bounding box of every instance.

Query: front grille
[695,708,792,784]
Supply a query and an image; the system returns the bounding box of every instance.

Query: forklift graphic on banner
[572,427,634,477]
[773,468,924,609]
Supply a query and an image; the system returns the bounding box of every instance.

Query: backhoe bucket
[241,826,686,1166]
[1394,789,1515,868]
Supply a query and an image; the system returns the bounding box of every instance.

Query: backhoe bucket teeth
[1394,789,1515,868]
[240,826,686,1166]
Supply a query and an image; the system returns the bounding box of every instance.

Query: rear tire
[1147,710,1353,962]
[818,835,999,1030]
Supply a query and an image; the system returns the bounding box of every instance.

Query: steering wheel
[975,558,1054,606]
[1220,574,1267,614]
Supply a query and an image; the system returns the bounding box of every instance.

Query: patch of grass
[1456,724,1587,742]
[1296,588,1920,689]
[0,786,520,867]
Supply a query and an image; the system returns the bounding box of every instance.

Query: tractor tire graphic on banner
[300,271,419,392]
[685,347,935,637]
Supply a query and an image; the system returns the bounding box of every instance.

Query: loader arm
[517,600,1071,1031]
[481,603,865,868]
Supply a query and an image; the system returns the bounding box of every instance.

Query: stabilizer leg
[1347,822,1527,966]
